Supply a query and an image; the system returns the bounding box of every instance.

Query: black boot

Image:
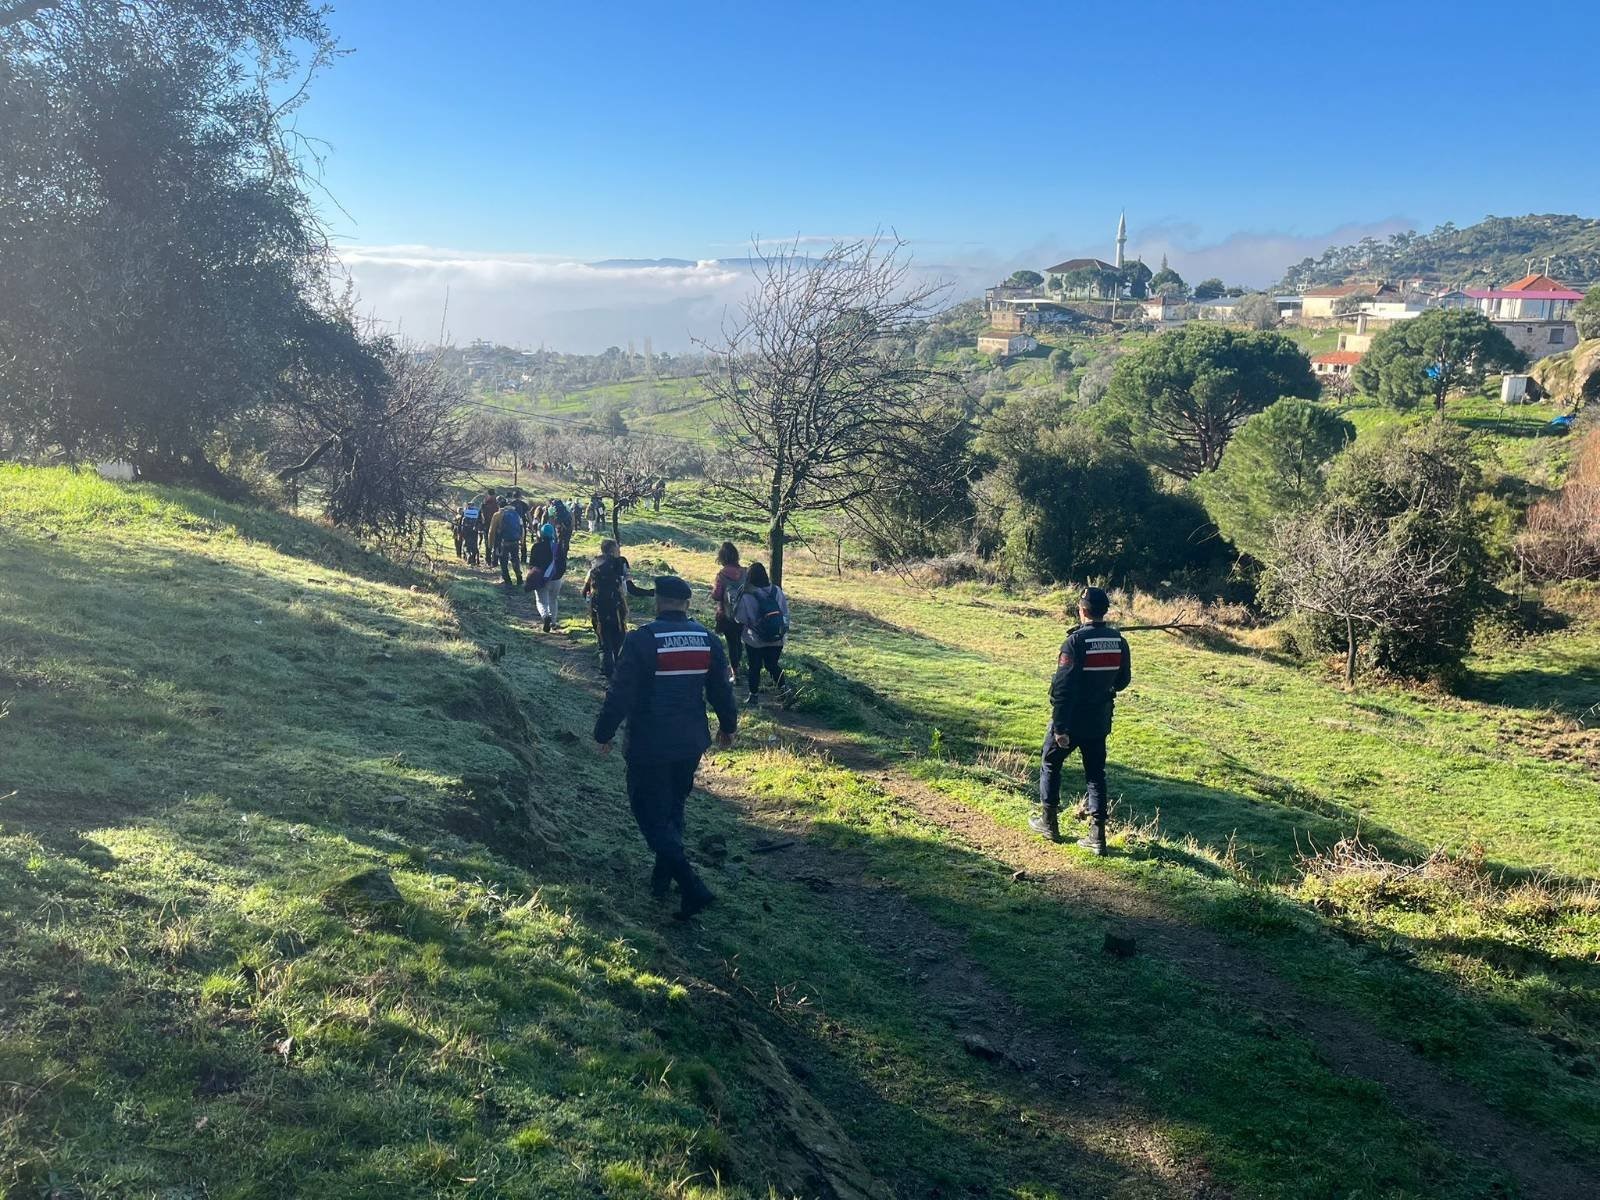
[676,884,716,921]
[1077,816,1107,856]
[1029,804,1061,843]
[650,857,672,900]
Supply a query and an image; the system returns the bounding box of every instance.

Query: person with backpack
[524,522,568,632]
[1032,586,1132,855]
[583,538,654,676]
[496,503,525,587]
[549,498,573,548]
[481,493,502,566]
[593,575,737,919]
[510,493,532,564]
[709,542,748,677]
[460,500,483,565]
[733,561,790,703]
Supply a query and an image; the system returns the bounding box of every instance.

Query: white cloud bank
[339,218,1419,352]
[338,246,753,354]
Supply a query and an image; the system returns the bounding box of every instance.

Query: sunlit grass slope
[0,466,839,1199]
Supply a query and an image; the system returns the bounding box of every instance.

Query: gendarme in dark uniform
[594,576,737,918]
[1033,587,1131,855]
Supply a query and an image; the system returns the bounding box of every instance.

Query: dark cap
[1079,586,1110,618]
[654,575,692,602]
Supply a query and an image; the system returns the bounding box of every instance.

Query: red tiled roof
[1313,351,1365,365]
[1504,273,1566,292]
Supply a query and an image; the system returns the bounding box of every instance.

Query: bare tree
[700,235,950,585]
[277,334,473,544]
[569,434,677,542]
[480,415,534,485]
[1263,510,1460,687]
[1517,429,1600,581]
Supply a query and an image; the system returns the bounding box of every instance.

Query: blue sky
[301,0,1600,349]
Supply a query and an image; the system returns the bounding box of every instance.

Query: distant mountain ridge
[1278,213,1600,291]
[585,258,699,270]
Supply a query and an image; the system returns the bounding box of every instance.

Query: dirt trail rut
[765,720,1599,1200]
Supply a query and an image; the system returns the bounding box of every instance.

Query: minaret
[1115,210,1127,269]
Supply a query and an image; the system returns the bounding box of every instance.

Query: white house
[977,331,1038,357]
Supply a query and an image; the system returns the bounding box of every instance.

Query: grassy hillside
[3,456,1598,1199]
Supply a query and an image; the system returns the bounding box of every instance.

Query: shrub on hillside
[983,421,1231,591]
[1517,430,1600,581]
[1265,419,1502,685]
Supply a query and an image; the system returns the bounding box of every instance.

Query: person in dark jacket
[594,576,737,918]
[524,522,567,632]
[583,538,653,677]
[1033,586,1131,855]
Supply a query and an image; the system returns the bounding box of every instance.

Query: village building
[1192,296,1240,321]
[976,330,1038,358]
[1140,294,1188,324]
[1311,349,1364,379]
[1044,256,1120,298]
[1463,273,1583,361]
[1298,282,1405,321]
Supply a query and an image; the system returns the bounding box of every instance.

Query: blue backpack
[753,587,788,642]
[500,509,523,541]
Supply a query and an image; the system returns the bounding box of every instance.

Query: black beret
[654,575,692,601]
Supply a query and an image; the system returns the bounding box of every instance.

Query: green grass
[4,445,1598,1198]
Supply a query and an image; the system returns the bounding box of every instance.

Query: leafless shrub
[1516,431,1600,581]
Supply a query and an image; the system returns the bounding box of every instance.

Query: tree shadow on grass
[686,779,1600,1198]
[1461,665,1600,723]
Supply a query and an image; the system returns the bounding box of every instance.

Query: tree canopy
[702,236,951,585]
[1353,308,1526,412]
[1008,269,1044,287]
[1149,265,1187,297]
[1099,325,1319,477]
[1197,398,1354,561]
[1192,278,1226,301]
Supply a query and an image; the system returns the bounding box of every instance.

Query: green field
[2,416,1598,1197]
[479,376,715,443]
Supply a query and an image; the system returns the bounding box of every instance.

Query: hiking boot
[676,888,716,921]
[744,691,759,706]
[1028,805,1061,843]
[542,616,552,633]
[1077,818,1107,856]
[650,859,672,901]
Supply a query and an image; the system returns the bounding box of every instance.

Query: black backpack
[590,556,627,612]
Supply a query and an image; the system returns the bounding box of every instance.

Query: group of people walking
[451,489,579,631]
[452,486,1130,916]
[590,568,1127,918]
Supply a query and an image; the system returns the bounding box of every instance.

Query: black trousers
[627,757,710,901]
[716,615,744,674]
[592,607,626,674]
[1039,723,1108,818]
[499,538,522,585]
[746,643,784,694]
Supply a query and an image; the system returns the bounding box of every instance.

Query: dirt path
[494,590,1595,1198]
[495,596,1217,1196]
[760,717,1599,1200]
